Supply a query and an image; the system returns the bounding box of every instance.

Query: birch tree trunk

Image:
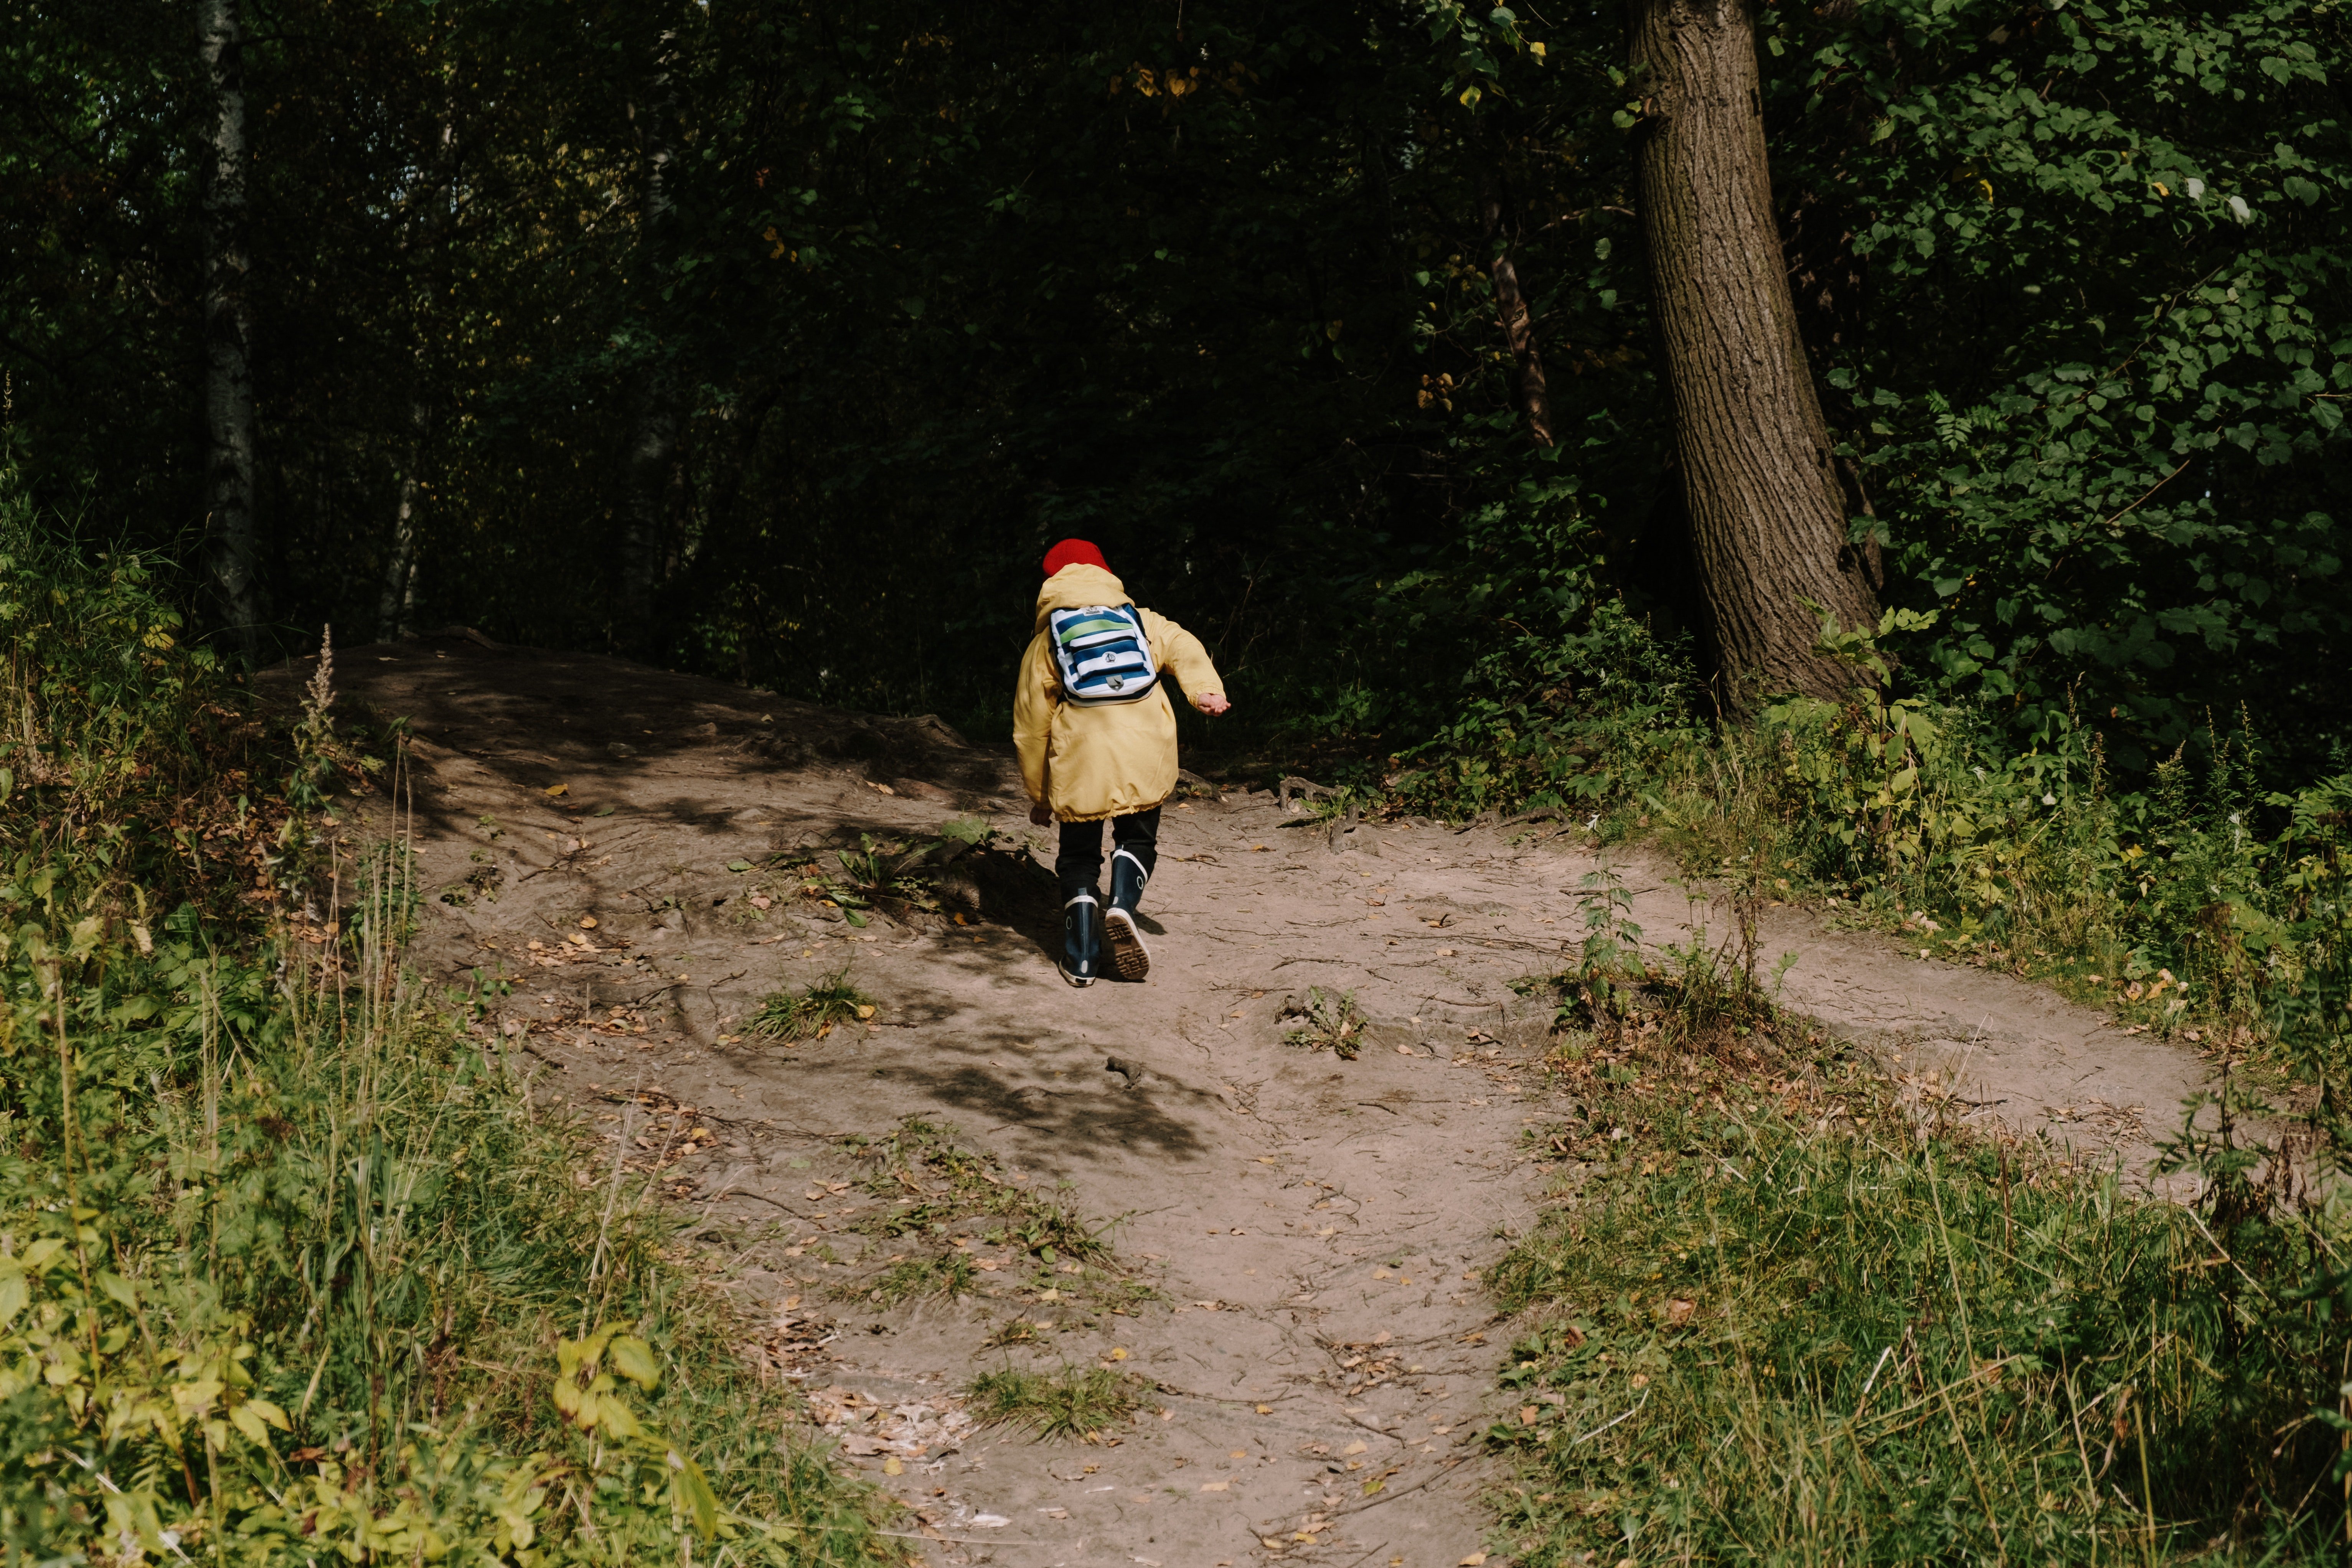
[619,25,684,657]
[1628,0,1878,707]
[378,401,426,640]
[201,0,261,654]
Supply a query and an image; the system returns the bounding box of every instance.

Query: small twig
[1572,1390,1650,1445]
[1332,1459,1465,1517]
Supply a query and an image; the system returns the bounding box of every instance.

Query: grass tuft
[1490,1061,2352,1563]
[965,1364,1144,1441]
[750,966,876,1040]
[1283,987,1366,1060]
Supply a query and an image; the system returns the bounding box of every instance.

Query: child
[1014,539,1229,986]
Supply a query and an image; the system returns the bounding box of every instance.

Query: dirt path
[302,631,2214,1568]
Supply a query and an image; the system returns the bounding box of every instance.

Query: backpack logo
[1048,604,1158,706]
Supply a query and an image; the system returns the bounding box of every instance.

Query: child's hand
[1193,691,1231,716]
[1029,802,1054,827]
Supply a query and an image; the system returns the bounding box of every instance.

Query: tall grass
[0,486,901,1560]
[1488,1103,2352,1564]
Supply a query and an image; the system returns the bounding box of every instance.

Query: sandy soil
[286,629,2216,1568]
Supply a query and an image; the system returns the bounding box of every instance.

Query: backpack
[1047,603,1159,706]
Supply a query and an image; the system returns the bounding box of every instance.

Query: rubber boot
[1103,848,1151,981]
[1060,891,1100,987]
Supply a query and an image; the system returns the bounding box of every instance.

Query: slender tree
[200,0,261,654]
[619,20,685,657]
[1481,184,1555,448]
[1627,0,1877,706]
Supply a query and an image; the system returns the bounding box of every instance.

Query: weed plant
[751,966,876,1040]
[1283,987,1368,1060]
[964,1365,1143,1441]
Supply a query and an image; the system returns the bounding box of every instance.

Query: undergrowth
[1358,597,2352,1078]
[964,1365,1144,1442]
[0,496,900,1560]
[1487,1049,2352,1563]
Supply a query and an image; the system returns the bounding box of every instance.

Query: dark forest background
[8,0,2349,787]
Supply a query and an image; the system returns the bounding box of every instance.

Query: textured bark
[1628,0,1878,706]
[619,27,684,656]
[201,0,261,654]
[1481,188,1555,447]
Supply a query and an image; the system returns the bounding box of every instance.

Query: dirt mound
[273,631,2216,1568]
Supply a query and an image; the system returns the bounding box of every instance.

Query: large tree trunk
[1481,186,1555,447]
[619,25,684,659]
[201,0,261,655]
[1628,0,1877,707]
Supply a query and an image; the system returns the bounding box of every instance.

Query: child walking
[1014,539,1229,986]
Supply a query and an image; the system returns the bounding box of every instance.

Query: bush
[0,495,901,1562]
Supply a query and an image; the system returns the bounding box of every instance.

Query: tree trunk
[378,401,426,641]
[619,26,684,659]
[1628,0,1878,707]
[1481,186,1555,448]
[201,0,261,655]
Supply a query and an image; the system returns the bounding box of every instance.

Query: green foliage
[1282,987,1367,1060]
[964,1365,1143,1442]
[751,966,876,1040]
[1490,1110,2352,1562]
[0,521,901,1563]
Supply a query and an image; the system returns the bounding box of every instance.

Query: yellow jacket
[1014,564,1224,823]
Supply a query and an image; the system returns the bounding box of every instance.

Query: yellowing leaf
[544,783,568,797]
[229,1402,273,1444]
[607,1334,660,1392]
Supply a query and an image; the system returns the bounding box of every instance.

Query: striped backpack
[1047,603,1159,706]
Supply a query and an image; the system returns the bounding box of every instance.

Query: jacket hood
[1033,563,1132,631]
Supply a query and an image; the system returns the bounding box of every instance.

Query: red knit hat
[1041,538,1109,578]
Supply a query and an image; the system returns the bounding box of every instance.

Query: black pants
[1057,807,1160,904]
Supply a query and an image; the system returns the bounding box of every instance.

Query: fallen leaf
[1039,1506,1070,1519]
[1630,1373,1650,1388]
[1519,1406,1539,1426]
[882,1457,903,1475]
[1666,1298,1696,1325]
[1361,1477,1385,1496]
[855,1004,876,1019]
[579,915,599,928]
[544,783,568,797]
[1395,1044,1415,1056]
[1255,1404,1272,1415]
[971,1514,1010,1528]
[1200,1480,1230,1492]
[727,859,753,872]
[1437,948,1456,957]
[1342,1440,1368,1456]
[1108,1347,1130,1360]
[1461,1556,1488,1567]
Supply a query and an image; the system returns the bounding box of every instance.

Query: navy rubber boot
[1103,847,1152,981]
[1060,891,1101,987]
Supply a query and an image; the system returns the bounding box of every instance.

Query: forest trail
[302,631,2215,1568]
